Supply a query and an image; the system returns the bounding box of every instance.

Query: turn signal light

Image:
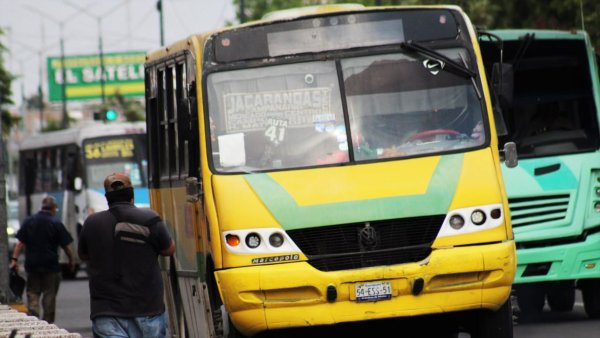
[226,234,241,247]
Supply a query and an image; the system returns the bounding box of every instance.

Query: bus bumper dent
[215,240,515,336]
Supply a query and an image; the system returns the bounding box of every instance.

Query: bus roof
[145,4,465,64]
[19,121,146,151]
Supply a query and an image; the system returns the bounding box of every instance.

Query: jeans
[92,312,167,338]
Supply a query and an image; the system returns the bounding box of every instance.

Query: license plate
[355,281,392,302]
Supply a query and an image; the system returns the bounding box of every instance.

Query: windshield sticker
[264,118,288,145]
[84,138,135,159]
[218,133,246,167]
[223,87,331,133]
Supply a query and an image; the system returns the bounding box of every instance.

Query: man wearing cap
[10,195,75,323]
[78,172,175,338]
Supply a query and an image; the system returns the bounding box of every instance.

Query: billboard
[47,51,145,102]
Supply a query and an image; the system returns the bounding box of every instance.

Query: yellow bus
[144,5,516,337]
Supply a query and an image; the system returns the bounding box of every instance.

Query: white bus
[17,121,148,278]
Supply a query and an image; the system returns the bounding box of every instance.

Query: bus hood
[501,153,598,241]
[212,149,504,232]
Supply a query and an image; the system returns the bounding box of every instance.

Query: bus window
[342,49,484,160]
[207,60,347,171]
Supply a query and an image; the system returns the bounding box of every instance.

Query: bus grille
[286,215,445,271]
[508,194,570,228]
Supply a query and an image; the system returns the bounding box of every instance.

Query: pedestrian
[78,172,176,338]
[9,195,75,323]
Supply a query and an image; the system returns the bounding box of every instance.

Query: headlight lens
[449,215,465,229]
[245,233,261,248]
[471,210,486,225]
[269,233,284,247]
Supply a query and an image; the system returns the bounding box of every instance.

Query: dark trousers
[26,271,61,323]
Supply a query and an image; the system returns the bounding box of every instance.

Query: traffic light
[105,109,117,121]
[93,109,118,121]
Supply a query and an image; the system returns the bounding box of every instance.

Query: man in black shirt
[78,172,175,338]
[10,195,75,323]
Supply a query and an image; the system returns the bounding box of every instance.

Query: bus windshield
[83,134,147,189]
[208,48,485,172]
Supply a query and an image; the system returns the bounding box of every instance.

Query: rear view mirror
[503,142,518,168]
[492,63,514,106]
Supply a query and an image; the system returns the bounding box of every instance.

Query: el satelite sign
[47,51,145,102]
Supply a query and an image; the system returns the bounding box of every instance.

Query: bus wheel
[546,281,575,312]
[471,299,513,338]
[579,279,600,318]
[514,283,545,319]
[220,305,247,338]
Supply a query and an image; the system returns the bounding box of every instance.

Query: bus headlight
[269,233,285,247]
[449,215,465,229]
[223,228,302,254]
[245,233,261,249]
[470,210,486,225]
[437,204,504,238]
[226,234,241,247]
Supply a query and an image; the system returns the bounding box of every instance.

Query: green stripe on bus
[245,154,463,230]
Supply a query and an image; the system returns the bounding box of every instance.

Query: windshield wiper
[401,40,476,79]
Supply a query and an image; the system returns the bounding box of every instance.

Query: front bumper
[215,240,515,336]
[515,230,600,284]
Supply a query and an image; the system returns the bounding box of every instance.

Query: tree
[0,26,17,304]
[100,91,145,122]
[0,28,17,137]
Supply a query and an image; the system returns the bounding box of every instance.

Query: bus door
[148,54,212,337]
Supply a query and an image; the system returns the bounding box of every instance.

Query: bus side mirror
[73,177,83,191]
[503,142,518,168]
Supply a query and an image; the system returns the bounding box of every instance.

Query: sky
[0,0,237,107]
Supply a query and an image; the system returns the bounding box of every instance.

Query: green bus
[480,29,600,318]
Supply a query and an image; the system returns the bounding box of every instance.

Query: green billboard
[47,51,145,102]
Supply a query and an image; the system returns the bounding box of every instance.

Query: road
[53,274,600,338]
[54,271,92,338]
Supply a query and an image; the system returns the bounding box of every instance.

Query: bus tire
[220,305,247,338]
[514,283,545,318]
[471,299,513,338]
[546,281,575,312]
[579,279,600,319]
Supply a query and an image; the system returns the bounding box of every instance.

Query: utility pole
[59,25,69,129]
[157,0,165,46]
[25,5,79,130]
[98,18,106,104]
[64,1,128,104]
